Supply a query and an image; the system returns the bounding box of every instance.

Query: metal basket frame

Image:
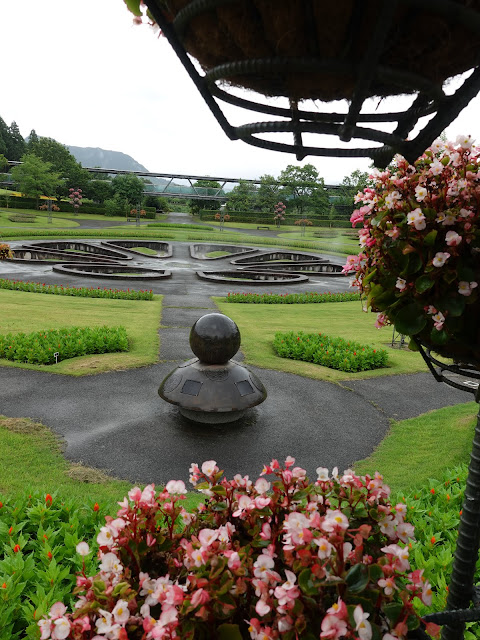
[145,0,480,166]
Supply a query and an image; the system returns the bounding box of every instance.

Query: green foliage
[10,154,62,205]
[273,330,389,372]
[278,164,329,216]
[0,491,106,638]
[0,326,129,365]
[225,291,360,303]
[189,179,223,214]
[226,179,258,212]
[0,279,154,300]
[104,194,129,217]
[111,173,144,205]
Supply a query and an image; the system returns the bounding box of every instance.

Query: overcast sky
[2,0,480,184]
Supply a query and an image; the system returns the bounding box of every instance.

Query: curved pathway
[0,232,469,486]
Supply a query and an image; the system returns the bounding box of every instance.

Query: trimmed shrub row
[0,279,154,300]
[225,291,360,303]
[0,326,129,365]
[273,330,388,372]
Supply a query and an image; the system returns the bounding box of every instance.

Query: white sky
[2,0,480,184]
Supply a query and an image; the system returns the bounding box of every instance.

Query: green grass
[0,210,79,228]
[206,250,232,257]
[130,246,158,255]
[0,290,162,375]
[215,299,425,381]
[0,415,202,512]
[354,402,478,493]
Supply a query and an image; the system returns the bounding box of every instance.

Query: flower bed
[0,326,129,365]
[34,458,439,639]
[0,279,154,300]
[225,292,360,304]
[344,136,480,364]
[273,331,388,372]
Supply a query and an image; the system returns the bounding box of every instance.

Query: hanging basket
[151,0,480,102]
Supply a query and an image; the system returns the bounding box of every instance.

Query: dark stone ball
[190,313,240,364]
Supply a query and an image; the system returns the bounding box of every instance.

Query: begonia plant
[38,458,439,640]
[343,135,480,363]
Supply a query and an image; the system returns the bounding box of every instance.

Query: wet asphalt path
[0,234,470,485]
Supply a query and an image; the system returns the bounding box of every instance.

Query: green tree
[10,153,62,208]
[6,121,26,161]
[189,179,222,215]
[0,154,8,171]
[332,169,370,220]
[0,117,8,156]
[257,174,282,212]
[27,129,39,149]
[85,179,113,204]
[278,164,328,217]
[227,180,258,212]
[111,173,144,205]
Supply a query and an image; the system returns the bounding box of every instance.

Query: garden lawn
[0,289,162,375]
[214,299,426,381]
[0,415,202,511]
[0,210,79,228]
[354,402,478,493]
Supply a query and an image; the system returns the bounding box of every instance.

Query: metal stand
[391,328,406,348]
[414,339,480,639]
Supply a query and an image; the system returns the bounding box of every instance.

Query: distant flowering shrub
[0,243,12,259]
[273,331,388,372]
[225,292,361,304]
[343,136,480,361]
[294,219,313,226]
[38,459,438,639]
[0,278,154,300]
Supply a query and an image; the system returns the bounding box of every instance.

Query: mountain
[67,146,150,174]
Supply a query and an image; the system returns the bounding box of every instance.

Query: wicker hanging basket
[153,0,480,102]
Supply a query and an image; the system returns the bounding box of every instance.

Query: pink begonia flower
[112,599,130,625]
[253,554,275,578]
[327,598,347,619]
[128,486,142,502]
[278,616,293,632]
[375,313,388,329]
[165,480,186,494]
[432,252,450,267]
[381,544,410,572]
[407,208,426,230]
[458,281,478,296]
[97,525,118,548]
[415,184,428,201]
[320,614,348,639]
[99,552,123,575]
[384,226,400,239]
[76,541,90,556]
[425,305,437,314]
[395,278,406,291]
[354,605,372,640]
[255,477,270,494]
[39,619,52,640]
[283,512,311,544]
[198,528,218,547]
[396,522,415,543]
[201,460,218,476]
[233,494,254,517]
[437,213,456,226]
[95,610,118,635]
[322,509,349,532]
[385,191,402,209]
[421,580,434,606]
[217,522,235,542]
[432,311,445,330]
[50,603,67,619]
[378,576,397,596]
[315,537,333,559]
[459,207,474,218]
[191,588,210,607]
[255,598,271,616]
[445,230,462,246]
[342,254,361,274]
[139,484,156,507]
[429,158,444,175]
[227,550,241,570]
[456,133,474,149]
[51,617,71,640]
[316,467,329,481]
[430,138,444,153]
[259,522,271,540]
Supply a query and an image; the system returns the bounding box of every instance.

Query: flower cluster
[294,219,313,226]
[0,243,12,260]
[274,202,286,225]
[39,203,61,212]
[39,459,439,640]
[344,136,480,359]
[0,278,154,300]
[69,188,83,214]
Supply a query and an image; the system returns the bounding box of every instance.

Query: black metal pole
[441,388,480,640]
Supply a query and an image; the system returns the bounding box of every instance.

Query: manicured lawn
[0,210,79,228]
[354,402,478,492]
[215,299,425,381]
[0,290,162,375]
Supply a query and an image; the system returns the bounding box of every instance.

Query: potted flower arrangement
[38,458,438,640]
[343,136,480,365]
[0,243,12,260]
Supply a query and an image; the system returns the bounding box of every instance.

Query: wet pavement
[0,233,470,486]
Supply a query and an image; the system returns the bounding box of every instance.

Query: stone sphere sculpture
[159,313,267,423]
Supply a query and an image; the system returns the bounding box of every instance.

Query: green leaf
[415,275,434,293]
[429,328,449,345]
[424,229,438,246]
[383,602,403,625]
[211,485,227,496]
[439,296,465,317]
[368,564,383,583]
[393,304,427,336]
[123,0,143,16]
[298,568,319,596]
[345,563,369,593]
[402,252,422,276]
[217,623,243,640]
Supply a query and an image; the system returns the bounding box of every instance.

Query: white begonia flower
[458,281,478,296]
[415,185,427,201]
[112,599,130,625]
[432,252,450,267]
[76,541,90,556]
[395,278,406,291]
[456,134,474,149]
[316,467,329,481]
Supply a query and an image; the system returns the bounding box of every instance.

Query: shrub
[225,292,361,304]
[0,279,154,300]
[37,459,439,639]
[0,326,129,365]
[0,243,13,259]
[273,331,389,372]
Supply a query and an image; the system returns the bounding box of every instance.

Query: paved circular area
[0,233,470,485]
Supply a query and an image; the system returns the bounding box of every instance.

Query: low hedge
[0,279,154,300]
[225,292,359,303]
